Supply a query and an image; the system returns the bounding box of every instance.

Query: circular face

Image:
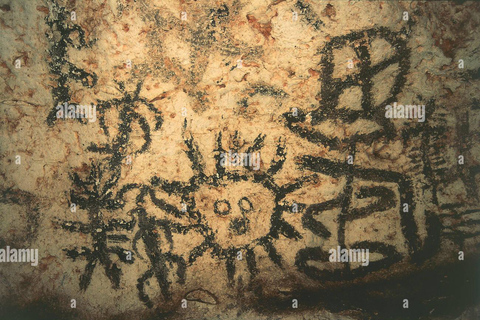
[194,180,275,248]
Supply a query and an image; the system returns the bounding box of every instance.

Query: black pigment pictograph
[294,155,430,280]
[56,161,137,290]
[295,0,324,31]
[86,81,163,168]
[35,1,480,318]
[284,27,411,149]
[147,123,317,286]
[132,206,193,308]
[45,0,98,126]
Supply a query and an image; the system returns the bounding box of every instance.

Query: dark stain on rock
[321,4,336,19]
[0,188,40,247]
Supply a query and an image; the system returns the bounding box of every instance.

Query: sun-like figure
[150,121,317,285]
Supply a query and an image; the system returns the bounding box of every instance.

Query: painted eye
[238,197,253,213]
[214,199,231,216]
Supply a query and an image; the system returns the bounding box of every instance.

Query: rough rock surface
[0,1,479,319]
